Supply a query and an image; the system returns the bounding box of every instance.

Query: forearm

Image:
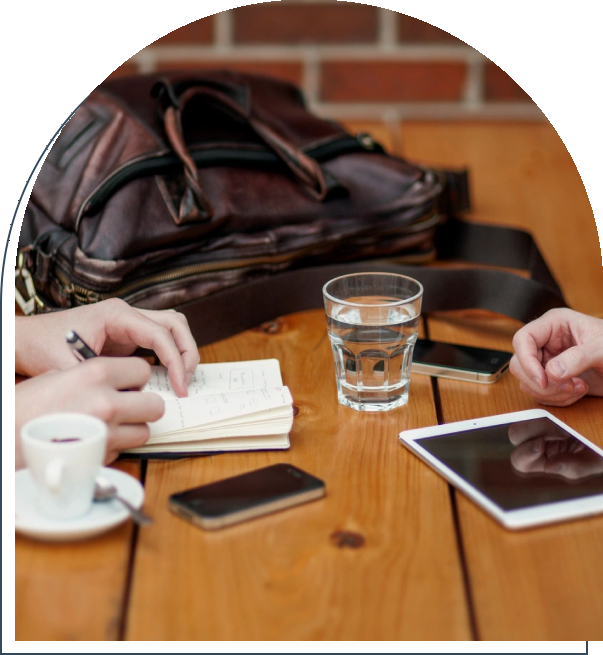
[15,316,40,376]
[15,314,75,377]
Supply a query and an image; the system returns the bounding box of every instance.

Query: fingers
[510,354,544,396]
[99,387,162,463]
[510,348,589,407]
[89,384,164,427]
[512,315,557,390]
[137,309,200,385]
[105,305,190,397]
[77,359,164,425]
[81,357,152,390]
[112,390,165,424]
[105,424,151,464]
[517,379,588,407]
[82,299,199,397]
[546,342,603,382]
[512,309,603,398]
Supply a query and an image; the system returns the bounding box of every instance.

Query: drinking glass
[323,273,423,412]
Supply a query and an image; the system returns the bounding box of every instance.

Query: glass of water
[323,273,423,412]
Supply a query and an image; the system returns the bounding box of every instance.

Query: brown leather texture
[18,71,464,311]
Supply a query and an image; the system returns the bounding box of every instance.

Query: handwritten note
[129,359,293,453]
[149,386,293,436]
[144,359,283,399]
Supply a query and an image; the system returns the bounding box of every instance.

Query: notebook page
[148,406,293,443]
[149,386,293,436]
[144,359,284,399]
[164,406,292,434]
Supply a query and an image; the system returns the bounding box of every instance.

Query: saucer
[15,466,145,542]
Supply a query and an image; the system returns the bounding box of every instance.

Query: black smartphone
[411,338,513,383]
[169,464,326,530]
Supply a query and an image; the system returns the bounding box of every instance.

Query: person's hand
[15,299,199,397]
[510,308,603,406]
[508,419,603,480]
[15,357,164,469]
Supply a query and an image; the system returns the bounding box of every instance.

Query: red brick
[155,61,303,87]
[105,62,139,80]
[152,17,214,45]
[321,61,467,102]
[484,62,532,101]
[233,3,378,44]
[397,15,464,44]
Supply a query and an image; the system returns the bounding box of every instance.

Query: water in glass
[326,296,420,411]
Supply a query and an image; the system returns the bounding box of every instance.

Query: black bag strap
[174,220,567,347]
[435,217,564,297]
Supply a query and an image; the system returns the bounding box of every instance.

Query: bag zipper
[56,210,439,305]
[80,134,384,219]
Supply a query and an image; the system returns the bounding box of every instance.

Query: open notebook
[125,359,293,455]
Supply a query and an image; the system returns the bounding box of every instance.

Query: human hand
[510,309,603,406]
[15,299,199,397]
[15,357,164,469]
[508,419,603,480]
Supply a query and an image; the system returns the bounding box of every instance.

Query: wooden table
[15,122,603,641]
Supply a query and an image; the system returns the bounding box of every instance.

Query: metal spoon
[94,477,153,526]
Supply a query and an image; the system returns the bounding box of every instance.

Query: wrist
[15,315,59,377]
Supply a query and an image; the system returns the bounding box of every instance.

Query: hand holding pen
[16,300,199,397]
[16,341,165,468]
[66,331,98,361]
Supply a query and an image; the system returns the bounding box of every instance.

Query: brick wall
[116,1,540,124]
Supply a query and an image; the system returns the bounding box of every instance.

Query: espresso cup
[21,413,107,520]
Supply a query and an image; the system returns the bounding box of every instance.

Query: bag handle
[152,78,334,224]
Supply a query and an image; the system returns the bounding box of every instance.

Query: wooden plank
[125,309,471,640]
[400,121,603,316]
[15,460,141,641]
[401,122,603,639]
[427,314,603,640]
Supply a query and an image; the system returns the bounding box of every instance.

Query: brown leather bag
[17,71,566,344]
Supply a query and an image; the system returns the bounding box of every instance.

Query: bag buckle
[15,252,45,315]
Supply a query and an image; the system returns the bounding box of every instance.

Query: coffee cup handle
[45,459,64,494]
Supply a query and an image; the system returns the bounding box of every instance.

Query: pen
[66,330,98,361]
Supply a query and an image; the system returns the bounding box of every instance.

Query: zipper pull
[15,251,45,315]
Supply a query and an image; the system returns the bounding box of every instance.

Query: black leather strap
[174,220,567,347]
[435,217,563,297]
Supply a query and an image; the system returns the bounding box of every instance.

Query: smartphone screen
[170,464,325,528]
[413,339,512,374]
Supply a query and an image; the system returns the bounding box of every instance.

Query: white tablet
[399,409,603,530]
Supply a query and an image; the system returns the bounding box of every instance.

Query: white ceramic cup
[21,413,108,520]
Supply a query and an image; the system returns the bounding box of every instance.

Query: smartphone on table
[412,338,513,383]
[169,463,326,530]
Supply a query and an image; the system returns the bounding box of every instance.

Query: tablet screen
[419,418,603,510]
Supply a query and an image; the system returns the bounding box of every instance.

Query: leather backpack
[17,71,566,344]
